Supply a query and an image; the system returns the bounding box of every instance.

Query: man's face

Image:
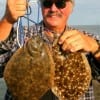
[41,0,73,28]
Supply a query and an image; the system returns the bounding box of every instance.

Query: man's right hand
[5,0,27,24]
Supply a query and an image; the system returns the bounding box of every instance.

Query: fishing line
[17,0,39,48]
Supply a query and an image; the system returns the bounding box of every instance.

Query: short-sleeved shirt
[0,21,100,100]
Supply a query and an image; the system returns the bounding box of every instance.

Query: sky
[0,0,100,25]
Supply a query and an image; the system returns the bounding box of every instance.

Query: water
[72,25,100,36]
[0,25,100,100]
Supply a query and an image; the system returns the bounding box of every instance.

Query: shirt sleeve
[0,28,18,78]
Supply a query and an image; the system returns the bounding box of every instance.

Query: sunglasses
[41,0,68,9]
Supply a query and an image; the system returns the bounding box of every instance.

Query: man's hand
[5,0,27,23]
[59,30,99,54]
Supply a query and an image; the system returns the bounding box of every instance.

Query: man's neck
[43,22,67,35]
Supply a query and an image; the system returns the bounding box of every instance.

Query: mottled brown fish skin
[4,35,55,100]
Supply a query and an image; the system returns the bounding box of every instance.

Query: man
[0,0,100,99]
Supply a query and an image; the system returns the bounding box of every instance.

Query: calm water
[0,25,100,100]
[72,25,100,36]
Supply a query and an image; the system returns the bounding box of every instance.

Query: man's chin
[47,21,61,27]
[48,23,60,28]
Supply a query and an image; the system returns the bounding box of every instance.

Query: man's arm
[0,18,13,41]
[93,44,100,60]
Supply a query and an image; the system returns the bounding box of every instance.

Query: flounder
[4,35,55,100]
[52,43,92,100]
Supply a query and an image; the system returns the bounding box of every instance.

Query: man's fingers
[59,30,78,44]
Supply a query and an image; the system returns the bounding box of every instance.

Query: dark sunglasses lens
[42,0,66,9]
[56,0,66,8]
[42,1,53,8]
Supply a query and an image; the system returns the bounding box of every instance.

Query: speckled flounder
[4,33,92,100]
[51,40,92,100]
[4,35,55,100]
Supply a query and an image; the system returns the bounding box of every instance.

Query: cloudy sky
[0,0,100,25]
